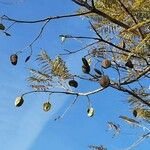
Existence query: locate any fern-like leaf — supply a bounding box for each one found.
[27,50,72,91]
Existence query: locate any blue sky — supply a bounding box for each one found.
[0,0,149,150]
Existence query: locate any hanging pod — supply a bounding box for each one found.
[69,80,78,88]
[125,59,133,68]
[101,59,111,69]
[0,23,5,30]
[15,97,24,107]
[82,57,90,74]
[82,57,89,67]
[10,54,18,65]
[87,107,94,117]
[94,68,102,78]
[99,75,110,88]
[43,102,51,112]
[82,65,90,74]
[133,109,137,117]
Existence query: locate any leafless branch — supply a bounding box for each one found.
[123,132,150,150]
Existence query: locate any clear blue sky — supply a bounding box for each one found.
[0,0,149,150]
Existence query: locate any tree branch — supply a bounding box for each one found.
[121,65,150,85]
[1,11,91,24]
[110,82,150,107]
[72,0,130,29]
[117,0,144,38]
[21,87,105,98]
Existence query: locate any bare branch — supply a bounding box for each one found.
[21,86,105,98]
[1,11,91,24]
[89,21,102,39]
[54,95,79,120]
[124,132,150,150]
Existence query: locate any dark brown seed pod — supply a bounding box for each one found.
[43,102,51,112]
[125,60,133,68]
[10,54,18,65]
[82,65,90,74]
[133,109,137,117]
[69,80,78,88]
[15,97,24,107]
[99,75,110,88]
[82,57,89,67]
[0,23,5,30]
[101,59,111,69]
[25,55,31,63]
[4,32,11,36]
[94,68,102,77]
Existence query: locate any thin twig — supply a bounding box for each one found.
[54,95,79,120]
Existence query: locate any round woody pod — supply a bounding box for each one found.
[43,102,51,112]
[15,97,24,107]
[99,75,110,88]
[69,80,78,88]
[82,65,90,74]
[10,54,18,65]
[87,107,94,117]
[101,59,111,69]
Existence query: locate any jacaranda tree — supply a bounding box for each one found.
[0,0,150,149]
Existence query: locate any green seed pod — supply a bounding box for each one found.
[10,54,18,65]
[0,23,5,30]
[69,80,78,88]
[43,102,51,112]
[82,65,90,74]
[125,60,133,68]
[99,75,110,88]
[15,97,24,107]
[102,59,111,69]
[87,107,94,117]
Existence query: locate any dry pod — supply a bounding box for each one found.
[94,68,102,78]
[0,23,5,30]
[4,32,11,36]
[99,75,110,88]
[25,55,31,63]
[10,54,18,65]
[125,60,133,68]
[15,97,24,107]
[82,65,90,74]
[69,80,78,88]
[87,107,94,117]
[82,57,89,67]
[43,102,51,112]
[102,59,111,69]
[133,109,137,117]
